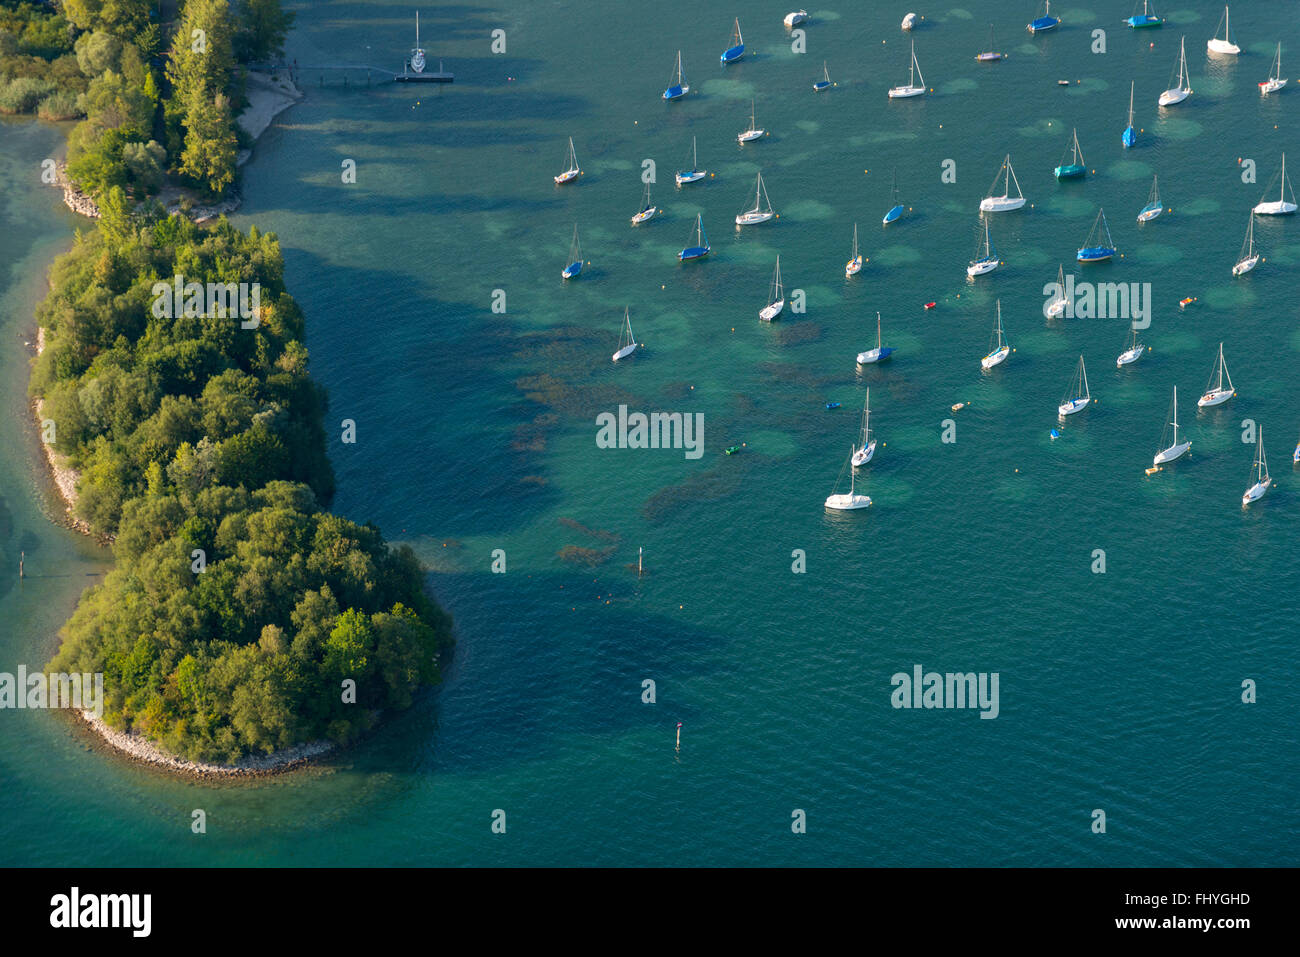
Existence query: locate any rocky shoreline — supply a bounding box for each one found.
[78,711,333,779]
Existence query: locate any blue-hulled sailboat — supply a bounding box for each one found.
[882,168,905,224]
[1125,0,1163,29]
[562,225,583,279]
[721,18,744,64]
[1028,1,1060,34]
[1077,209,1117,262]
[679,214,710,261]
[813,61,833,92]
[664,50,688,100]
[1122,82,1137,148]
[1054,128,1087,179]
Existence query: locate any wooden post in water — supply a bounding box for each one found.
[19,551,24,579]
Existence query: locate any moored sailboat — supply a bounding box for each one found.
[561,225,583,279]
[1242,427,1271,505]
[663,50,689,101]
[1260,43,1287,94]
[1252,153,1297,215]
[1077,209,1117,262]
[1054,128,1087,179]
[721,17,745,64]
[980,154,1025,211]
[825,446,872,510]
[1117,324,1145,366]
[630,183,657,225]
[738,98,766,143]
[813,61,833,92]
[967,218,1000,277]
[1233,212,1260,276]
[1207,5,1239,55]
[1122,81,1137,148]
[845,223,864,276]
[856,312,894,364]
[675,137,707,186]
[1197,342,1235,407]
[678,214,710,261]
[1137,174,1163,222]
[1027,1,1060,34]
[1046,263,1070,318]
[981,300,1010,369]
[977,24,1005,61]
[851,390,877,466]
[1058,355,1092,416]
[1158,37,1192,105]
[882,168,905,224]
[1126,0,1163,29]
[735,171,776,225]
[612,308,638,362]
[1153,386,1191,465]
[554,137,581,184]
[887,40,926,98]
[759,256,785,321]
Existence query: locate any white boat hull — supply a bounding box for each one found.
[784,11,808,29]
[612,343,637,362]
[888,85,925,98]
[1198,388,1233,407]
[980,196,1025,212]
[852,441,876,467]
[1233,254,1259,276]
[738,129,765,143]
[1158,88,1189,106]
[675,171,706,186]
[1242,480,1269,505]
[736,211,775,225]
[1260,78,1287,94]
[1046,298,1069,319]
[1058,397,1090,416]
[1253,200,1297,215]
[759,300,785,322]
[1117,346,1143,366]
[857,349,887,364]
[845,257,863,277]
[630,207,657,225]
[967,258,999,277]
[901,13,916,30]
[1137,206,1163,223]
[825,493,872,510]
[554,169,580,184]
[1154,441,1191,465]
[1208,39,1239,55]
[981,346,1009,370]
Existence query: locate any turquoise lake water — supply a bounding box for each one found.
[2,1,1298,866]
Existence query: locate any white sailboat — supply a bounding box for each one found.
[851,390,877,466]
[981,300,1010,370]
[408,11,426,73]
[1253,154,1297,215]
[735,171,776,225]
[612,308,638,362]
[554,137,581,184]
[1137,174,1163,222]
[1233,212,1260,276]
[1117,324,1145,366]
[1046,263,1070,318]
[630,183,657,225]
[980,154,1025,212]
[1058,355,1092,416]
[1242,427,1271,505]
[675,136,707,186]
[966,218,999,277]
[856,312,894,364]
[737,99,766,143]
[1260,43,1287,94]
[1158,37,1192,105]
[759,256,785,321]
[887,40,926,98]
[825,446,873,510]
[845,223,864,276]
[1153,386,1192,465]
[1197,342,1235,407]
[1207,5,1239,55]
